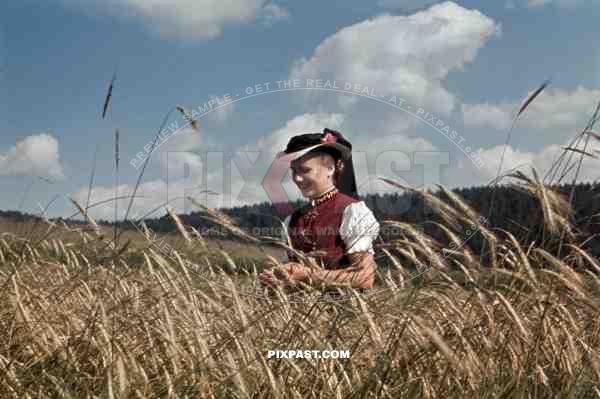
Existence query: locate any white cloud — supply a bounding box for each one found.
[451,139,600,188]
[66,0,287,40]
[371,135,437,153]
[350,117,437,160]
[242,112,345,157]
[71,168,238,221]
[73,180,170,221]
[462,102,514,130]
[476,145,535,179]
[291,1,499,115]
[462,86,600,131]
[351,133,443,192]
[260,2,290,26]
[157,127,204,174]
[0,133,64,180]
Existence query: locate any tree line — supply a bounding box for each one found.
[3,181,599,255]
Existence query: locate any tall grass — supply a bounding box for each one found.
[2,170,600,398]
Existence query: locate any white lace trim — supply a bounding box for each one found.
[279,202,380,262]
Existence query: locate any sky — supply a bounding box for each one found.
[1,0,599,221]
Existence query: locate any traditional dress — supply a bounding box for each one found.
[281,187,380,269]
[274,128,380,272]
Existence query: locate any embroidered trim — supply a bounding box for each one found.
[310,187,339,207]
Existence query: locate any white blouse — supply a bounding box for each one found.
[280,201,380,262]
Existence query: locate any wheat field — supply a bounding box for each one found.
[2,169,600,398]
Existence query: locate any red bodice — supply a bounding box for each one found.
[286,191,360,269]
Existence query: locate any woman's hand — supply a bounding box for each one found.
[258,252,377,290]
[258,262,310,288]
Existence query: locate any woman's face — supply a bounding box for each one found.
[290,153,335,199]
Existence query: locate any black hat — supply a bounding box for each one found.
[279,128,352,161]
[276,128,358,199]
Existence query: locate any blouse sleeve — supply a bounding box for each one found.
[339,201,380,255]
[279,215,292,263]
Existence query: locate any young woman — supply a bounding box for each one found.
[258,128,380,290]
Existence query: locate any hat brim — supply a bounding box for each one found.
[276,142,351,162]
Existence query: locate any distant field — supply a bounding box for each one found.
[0,217,285,266]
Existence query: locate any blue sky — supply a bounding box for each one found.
[1,0,599,220]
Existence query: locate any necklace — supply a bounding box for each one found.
[310,187,339,207]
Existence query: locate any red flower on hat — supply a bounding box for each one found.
[321,132,337,143]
